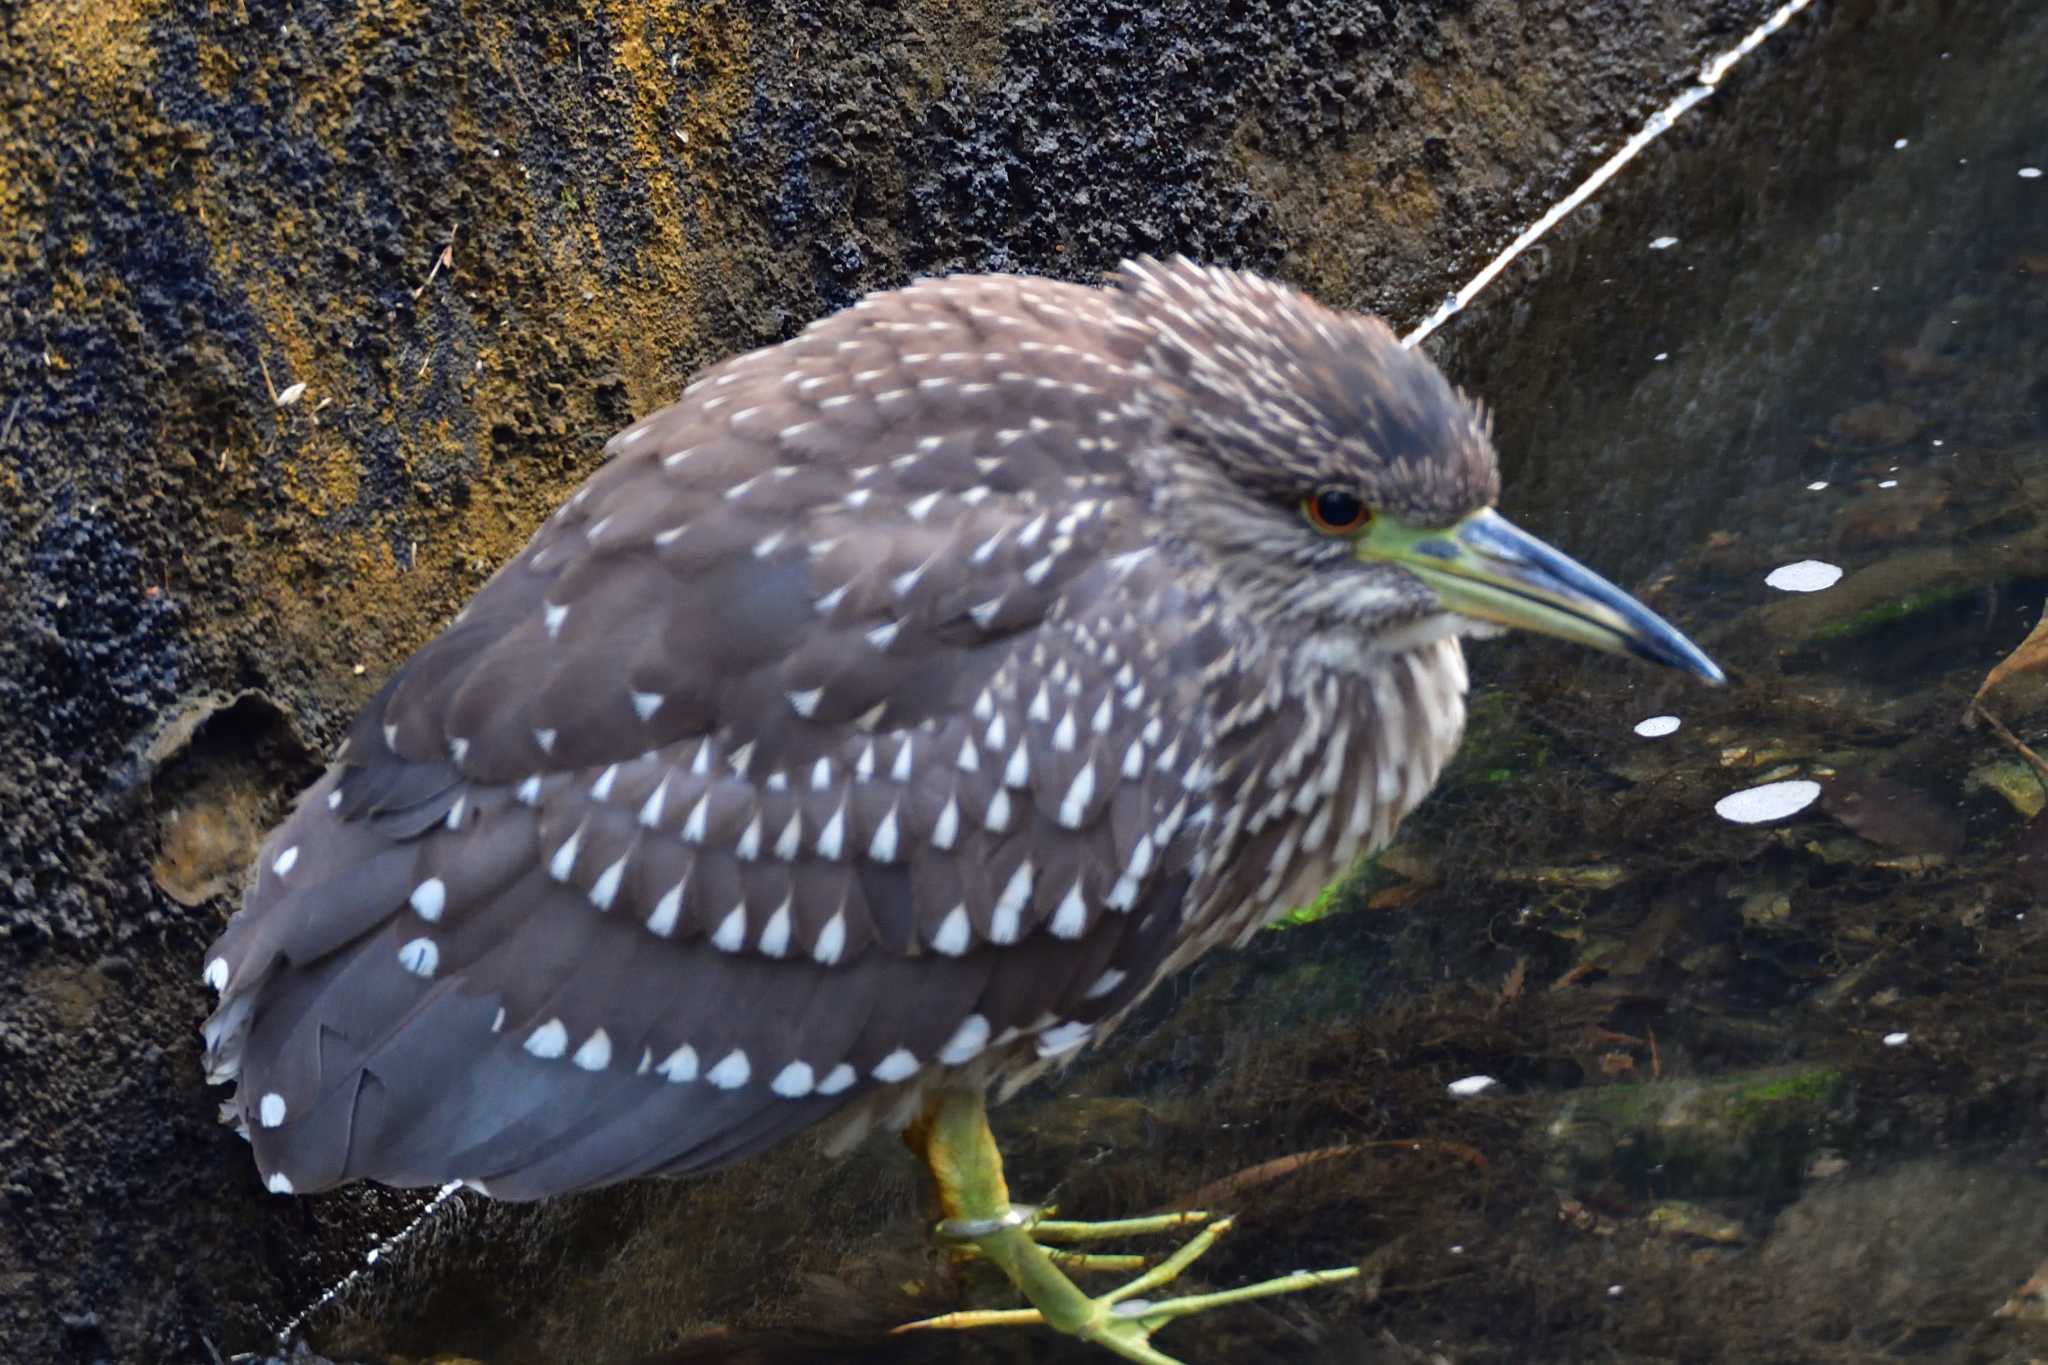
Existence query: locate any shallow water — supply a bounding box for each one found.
[285,2,2048,1360]
[1036,3,2048,1356]
[1326,0,2048,1355]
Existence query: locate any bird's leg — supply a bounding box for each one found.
[896,1086,1360,1364]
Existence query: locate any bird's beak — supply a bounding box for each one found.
[1355,508,1726,684]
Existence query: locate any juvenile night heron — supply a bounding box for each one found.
[201,258,1720,1362]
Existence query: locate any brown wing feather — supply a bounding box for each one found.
[202,275,1229,1200]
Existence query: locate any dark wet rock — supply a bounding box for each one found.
[1819,771,1968,860]
[1880,345,1961,383]
[1760,1164,2048,1349]
[1827,400,1925,448]
[2009,812,2048,896]
[1834,478,1951,549]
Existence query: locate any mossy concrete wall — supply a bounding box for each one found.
[0,1,1778,1359]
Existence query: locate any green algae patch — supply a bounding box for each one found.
[1809,582,1976,641]
[1543,1065,1848,1199]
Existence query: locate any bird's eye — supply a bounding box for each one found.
[1302,487,1372,535]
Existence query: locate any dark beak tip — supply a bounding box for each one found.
[1678,642,1729,687]
[1676,654,1728,687]
[1635,638,1726,686]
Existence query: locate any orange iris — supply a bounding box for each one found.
[1302,488,1372,535]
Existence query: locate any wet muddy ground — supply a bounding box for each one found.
[7,0,2047,1361]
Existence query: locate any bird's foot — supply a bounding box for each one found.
[899,1087,1357,1364]
[896,1202,1357,1364]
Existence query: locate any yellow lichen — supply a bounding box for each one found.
[14,0,167,99]
[196,41,239,100]
[581,0,753,405]
[12,0,781,715]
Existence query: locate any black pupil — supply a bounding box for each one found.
[1314,489,1364,528]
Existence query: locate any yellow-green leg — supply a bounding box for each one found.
[896,1087,1359,1364]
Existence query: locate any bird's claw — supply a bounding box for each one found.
[899,1201,1358,1365]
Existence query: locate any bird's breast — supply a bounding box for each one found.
[1178,634,1470,959]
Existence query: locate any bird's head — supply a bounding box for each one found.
[1117,258,1723,684]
